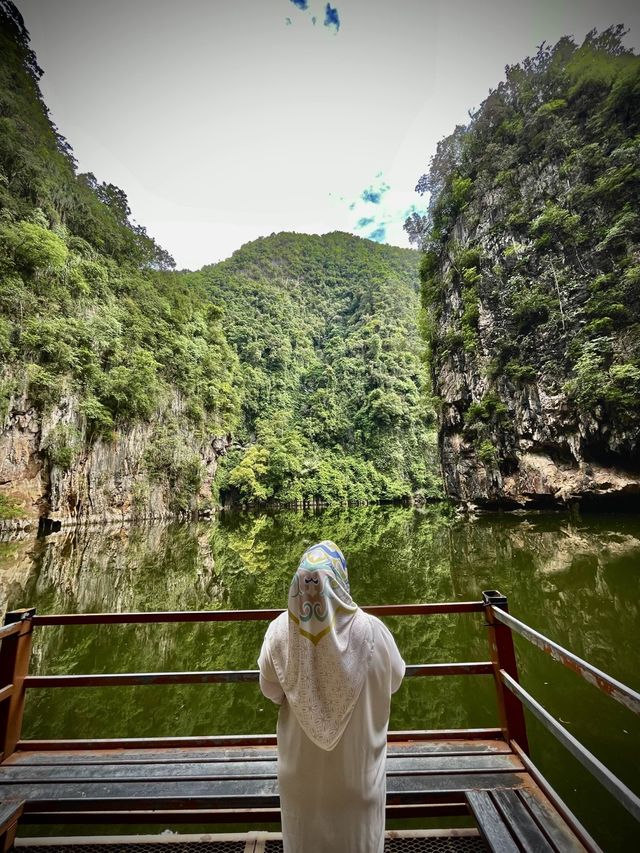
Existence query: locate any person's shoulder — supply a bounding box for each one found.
[265,610,288,640]
[362,612,395,641]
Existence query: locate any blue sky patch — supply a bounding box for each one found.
[356,217,375,228]
[369,226,387,242]
[290,0,309,10]
[361,182,389,204]
[324,4,340,32]
[361,188,382,204]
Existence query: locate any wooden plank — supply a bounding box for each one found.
[518,789,591,853]
[466,790,519,853]
[15,735,279,751]
[5,771,525,813]
[4,748,280,766]
[31,601,484,625]
[491,789,555,852]
[0,801,24,836]
[5,738,511,765]
[0,753,523,784]
[511,741,600,853]
[14,729,504,752]
[388,771,525,799]
[0,760,279,783]
[17,779,281,812]
[20,803,471,825]
[388,728,503,742]
[389,740,511,755]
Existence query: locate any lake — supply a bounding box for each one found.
[1,505,639,849]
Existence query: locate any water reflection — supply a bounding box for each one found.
[1,506,639,848]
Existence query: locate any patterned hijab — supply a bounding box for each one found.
[268,540,374,750]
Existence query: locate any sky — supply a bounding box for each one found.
[16,0,640,270]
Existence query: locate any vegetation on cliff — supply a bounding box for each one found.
[0,2,241,448]
[407,27,640,501]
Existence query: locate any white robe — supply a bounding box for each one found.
[259,612,405,853]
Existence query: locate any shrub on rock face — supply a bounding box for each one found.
[0,494,25,519]
[565,341,640,426]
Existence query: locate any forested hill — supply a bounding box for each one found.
[408,28,640,509]
[186,233,440,506]
[0,1,438,525]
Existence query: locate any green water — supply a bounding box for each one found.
[1,506,639,849]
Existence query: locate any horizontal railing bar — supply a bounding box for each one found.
[0,621,24,640]
[23,662,494,688]
[25,671,257,687]
[15,729,503,752]
[0,683,15,703]
[30,601,484,626]
[406,663,493,677]
[500,670,640,822]
[492,606,640,716]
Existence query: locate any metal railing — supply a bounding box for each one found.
[0,598,516,756]
[482,590,640,825]
[1,590,638,829]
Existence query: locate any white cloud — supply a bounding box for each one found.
[18,0,640,268]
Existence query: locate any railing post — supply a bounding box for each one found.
[0,608,36,761]
[0,801,23,852]
[482,590,529,754]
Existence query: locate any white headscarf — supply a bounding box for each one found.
[268,540,374,750]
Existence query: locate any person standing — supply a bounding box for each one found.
[258,540,405,853]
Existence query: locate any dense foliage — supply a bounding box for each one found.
[187,233,440,505]
[0,1,241,451]
[408,27,640,464]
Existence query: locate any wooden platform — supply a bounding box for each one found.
[0,737,595,852]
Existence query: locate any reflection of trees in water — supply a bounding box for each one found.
[0,534,44,615]
[4,509,639,744]
[444,515,640,686]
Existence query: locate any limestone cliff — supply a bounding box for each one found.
[410,31,640,509]
[0,385,230,530]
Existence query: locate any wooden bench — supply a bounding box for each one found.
[0,737,594,851]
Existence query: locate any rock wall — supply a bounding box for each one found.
[415,37,640,511]
[0,388,230,530]
[437,337,640,509]
[430,174,640,510]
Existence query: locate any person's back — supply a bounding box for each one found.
[258,542,405,853]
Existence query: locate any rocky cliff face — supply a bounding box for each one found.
[413,34,640,509]
[0,386,230,531]
[433,214,640,509]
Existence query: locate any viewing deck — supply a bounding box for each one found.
[0,592,638,851]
